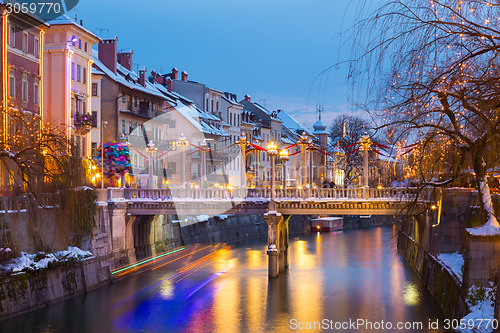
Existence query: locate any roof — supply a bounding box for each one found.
[276,109,313,136]
[92,49,166,100]
[48,14,100,41]
[92,68,105,76]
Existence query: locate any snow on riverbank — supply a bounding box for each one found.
[457,285,496,333]
[435,252,464,283]
[1,247,92,274]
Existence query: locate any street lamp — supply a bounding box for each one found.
[146,140,157,188]
[200,139,208,188]
[266,141,278,201]
[100,120,108,189]
[238,133,248,188]
[176,134,188,187]
[279,148,289,191]
[298,132,309,190]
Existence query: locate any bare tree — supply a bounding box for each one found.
[0,111,87,195]
[349,0,500,230]
[330,114,378,185]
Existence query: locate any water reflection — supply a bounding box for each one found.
[0,226,445,332]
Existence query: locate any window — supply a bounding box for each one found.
[83,67,87,84]
[122,120,125,134]
[91,142,97,157]
[216,101,219,111]
[230,113,232,126]
[129,121,132,133]
[92,83,98,96]
[9,25,15,47]
[34,79,39,105]
[206,99,209,111]
[22,32,28,53]
[211,100,214,112]
[237,115,240,126]
[122,95,126,103]
[91,111,97,127]
[71,62,75,80]
[77,65,81,82]
[84,42,88,52]
[78,39,82,49]
[83,101,86,113]
[134,97,137,107]
[34,37,39,58]
[9,70,15,97]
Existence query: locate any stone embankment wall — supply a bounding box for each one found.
[180,214,310,245]
[343,215,396,229]
[0,255,112,319]
[398,230,467,319]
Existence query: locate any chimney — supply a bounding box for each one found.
[166,78,173,93]
[80,20,83,26]
[154,72,163,84]
[181,71,188,82]
[138,66,147,87]
[171,67,178,80]
[98,37,118,74]
[117,49,133,71]
[244,94,251,102]
[224,92,229,99]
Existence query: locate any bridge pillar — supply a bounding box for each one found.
[264,207,289,278]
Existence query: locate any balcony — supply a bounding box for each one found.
[74,113,95,135]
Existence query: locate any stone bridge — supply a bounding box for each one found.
[97,187,430,277]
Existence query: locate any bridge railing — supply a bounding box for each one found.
[120,187,424,201]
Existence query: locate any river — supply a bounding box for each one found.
[0,226,447,332]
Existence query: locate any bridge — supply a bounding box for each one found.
[97,186,432,278]
[108,187,425,216]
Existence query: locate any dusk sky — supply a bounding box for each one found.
[69,0,365,131]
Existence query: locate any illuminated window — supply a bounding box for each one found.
[92,83,98,96]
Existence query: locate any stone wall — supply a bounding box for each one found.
[180,214,310,245]
[343,215,396,229]
[463,234,500,289]
[398,230,467,319]
[0,255,113,320]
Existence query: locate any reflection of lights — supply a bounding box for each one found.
[431,205,437,210]
[184,266,233,301]
[403,282,421,305]
[112,247,186,276]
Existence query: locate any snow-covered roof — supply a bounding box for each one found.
[92,50,166,100]
[277,109,313,136]
[48,14,100,41]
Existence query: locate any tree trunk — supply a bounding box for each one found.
[471,143,500,234]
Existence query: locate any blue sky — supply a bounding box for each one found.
[69,0,360,131]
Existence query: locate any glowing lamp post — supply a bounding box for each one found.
[200,140,208,187]
[279,149,289,191]
[177,134,188,187]
[299,132,309,192]
[146,140,157,188]
[238,133,248,188]
[266,141,278,201]
[360,135,372,199]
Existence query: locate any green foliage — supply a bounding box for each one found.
[59,189,97,246]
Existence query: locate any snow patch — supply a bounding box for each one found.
[197,215,210,222]
[217,215,229,220]
[2,246,92,273]
[436,252,464,282]
[457,285,496,333]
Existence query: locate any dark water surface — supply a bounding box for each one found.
[1,226,447,332]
